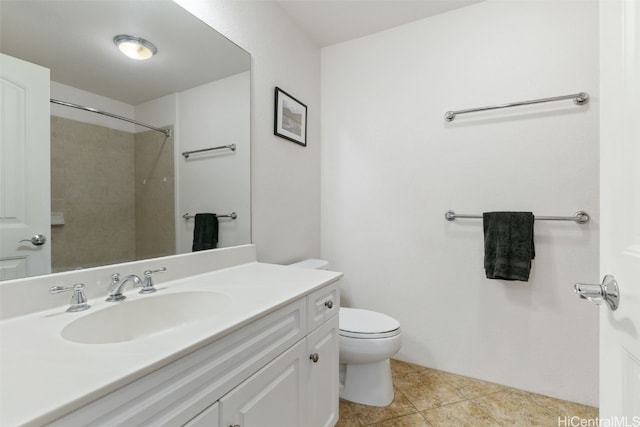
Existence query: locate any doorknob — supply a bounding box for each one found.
[19,234,47,246]
[574,274,620,311]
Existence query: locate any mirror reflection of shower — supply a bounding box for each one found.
[50,95,175,272]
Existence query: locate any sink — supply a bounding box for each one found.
[61,291,231,344]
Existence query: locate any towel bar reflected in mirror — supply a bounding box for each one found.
[182,212,237,220]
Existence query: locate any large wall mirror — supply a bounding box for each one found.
[0,0,251,280]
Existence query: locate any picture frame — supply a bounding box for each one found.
[274,87,307,146]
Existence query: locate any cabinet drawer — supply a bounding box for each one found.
[307,282,339,331]
[50,299,306,427]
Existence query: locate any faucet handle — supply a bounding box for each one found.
[140,267,166,294]
[50,283,91,312]
[144,267,167,277]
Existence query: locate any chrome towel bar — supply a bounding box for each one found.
[182,144,236,158]
[444,210,589,224]
[182,212,237,220]
[444,92,589,122]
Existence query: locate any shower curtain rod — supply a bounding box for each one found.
[50,99,171,137]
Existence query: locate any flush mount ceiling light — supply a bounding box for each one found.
[113,34,157,60]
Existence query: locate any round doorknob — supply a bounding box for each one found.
[310,353,320,363]
[19,234,47,246]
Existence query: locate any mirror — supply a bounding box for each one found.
[0,0,251,279]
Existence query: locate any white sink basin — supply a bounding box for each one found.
[61,291,231,344]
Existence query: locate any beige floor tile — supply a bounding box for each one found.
[473,389,558,427]
[526,391,599,421]
[347,388,419,425]
[438,371,509,399]
[339,360,599,427]
[336,399,361,427]
[391,359,440,379]
[366,412,432,427]
[393,368,467,411]
[421,400,501,427]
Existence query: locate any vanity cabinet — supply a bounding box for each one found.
[198,283,340,427]
[216,315,339,427]
[49,282,340,427]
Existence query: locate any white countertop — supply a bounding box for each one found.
[0,261,342,427]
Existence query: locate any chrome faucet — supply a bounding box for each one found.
[106,273,143,302]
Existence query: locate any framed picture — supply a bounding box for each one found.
[274,87,307,146]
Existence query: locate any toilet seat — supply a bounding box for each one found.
[339,307,400,339]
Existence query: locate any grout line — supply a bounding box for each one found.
[359,410,430,427]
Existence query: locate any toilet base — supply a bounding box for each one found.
[339,359,394,407]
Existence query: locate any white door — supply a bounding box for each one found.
[599,0,640,419]
[0,53,51,280]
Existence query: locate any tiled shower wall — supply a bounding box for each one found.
[50,116,174,272]
[134,127,175,260]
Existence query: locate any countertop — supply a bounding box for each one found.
[0,261,342,426]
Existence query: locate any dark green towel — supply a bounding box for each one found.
[192,213,218,252]
[483,212,535,281]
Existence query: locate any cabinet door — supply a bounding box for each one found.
[306,315,339,427]
[219,340,306,427]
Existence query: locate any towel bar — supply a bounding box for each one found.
[444,92,589,122]
[183,212,237,220]
[182,144,236,158]
[444,210,589,224]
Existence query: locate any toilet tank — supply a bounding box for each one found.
[288,258,329,270]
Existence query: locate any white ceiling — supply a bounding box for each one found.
[0,0,481,105]
[276,0,484,47]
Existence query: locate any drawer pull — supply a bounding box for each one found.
[310,353,320,363]
[324,300,334,309]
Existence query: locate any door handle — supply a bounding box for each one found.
[574,274,620,311]
[19,234,47,246]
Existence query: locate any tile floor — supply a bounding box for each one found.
[336,359,598,427]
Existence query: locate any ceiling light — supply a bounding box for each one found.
[113,35,157,60]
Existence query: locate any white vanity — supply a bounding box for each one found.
[0,245,342,426]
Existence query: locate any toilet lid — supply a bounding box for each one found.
[339,307,401,339]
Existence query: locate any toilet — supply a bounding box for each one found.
[289,259,402,407]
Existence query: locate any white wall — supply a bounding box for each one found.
[175,0,322,264]
[176,72,251,252]
[51,81,135,132]
[321,0,599,406]
[135,93,177,133]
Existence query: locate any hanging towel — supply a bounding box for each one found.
[483,212,535,281]
[192,213,218,252]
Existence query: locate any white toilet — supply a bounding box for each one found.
[289,259,402,407]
